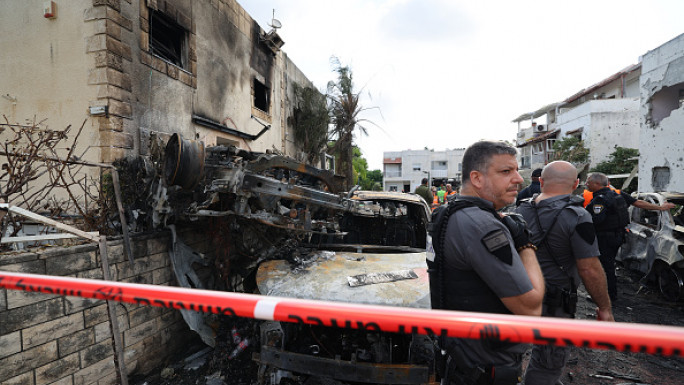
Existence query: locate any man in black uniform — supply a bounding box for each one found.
[516,168,542,206]
[517,162,614,385]
[585,172,675,301]
[427,141,544,385]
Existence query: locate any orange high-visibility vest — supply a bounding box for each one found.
[431,194,440,211]
[583,186,621,207]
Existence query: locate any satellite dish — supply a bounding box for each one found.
[269,18,282,29]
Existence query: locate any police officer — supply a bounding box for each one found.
[428,141,544,385]
[516,168,542,206]
[516,162,614,385]
[585,172,675,302]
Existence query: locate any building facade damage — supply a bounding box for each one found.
[0,1,434,383]
[638,33,684,193]
[513,64,641,178]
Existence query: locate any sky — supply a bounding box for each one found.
[240,0,684,170]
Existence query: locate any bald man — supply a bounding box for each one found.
[516,161,614,385]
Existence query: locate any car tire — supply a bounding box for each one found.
[658,267,684,302]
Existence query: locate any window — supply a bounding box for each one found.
[150,11,187,68]
[412,163,421,171]
[532,143,543,154]
[634,206,660,229]
[546,139,556,152]
[253,78,270,112]
[389,185,398,192]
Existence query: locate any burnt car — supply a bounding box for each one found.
[157,135,435,384]
[617,192,684,301]
[254,191,435,385]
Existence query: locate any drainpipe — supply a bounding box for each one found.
[192,115,271,141]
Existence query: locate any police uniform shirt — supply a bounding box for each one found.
[586,187,636,230]
[442,196,533,364]
[516,194,600,289]
[443,196,534,298]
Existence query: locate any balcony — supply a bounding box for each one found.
[384,171,402,178]
[431,170,447,178]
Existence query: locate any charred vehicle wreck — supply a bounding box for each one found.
[154,134,435,384]
[617,192,684,302]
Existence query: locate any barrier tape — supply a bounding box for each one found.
[1,271,683,357]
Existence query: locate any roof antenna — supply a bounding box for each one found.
[268,9,282,31]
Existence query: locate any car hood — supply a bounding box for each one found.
[256,251,430,309]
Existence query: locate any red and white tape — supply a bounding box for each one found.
[0,271,682,357]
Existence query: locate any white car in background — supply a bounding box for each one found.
[617,192,684,301]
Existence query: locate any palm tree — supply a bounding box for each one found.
[326,57,377,190]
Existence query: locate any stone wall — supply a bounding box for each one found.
[0,229,207,385]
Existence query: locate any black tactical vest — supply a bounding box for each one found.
[427,199,511,315]
[593,189,630,232]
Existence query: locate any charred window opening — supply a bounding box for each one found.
[649,84,684,125]
[253,78,270,112]
[150,10,187,69]
[652,167,671,191]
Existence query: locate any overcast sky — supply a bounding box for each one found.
[241,0,684,170]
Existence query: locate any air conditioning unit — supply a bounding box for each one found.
[536,124,546,132]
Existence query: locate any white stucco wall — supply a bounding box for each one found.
[382,149,464,192]
[0,0,100,163]
[556,98,640,167]
[638,33,684,192]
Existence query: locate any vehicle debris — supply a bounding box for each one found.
[153,134,434,384]
[617,192,684,301]
[347,269,419,287]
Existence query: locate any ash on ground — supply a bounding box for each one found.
[557,265,684,385]
[135,264,684,385]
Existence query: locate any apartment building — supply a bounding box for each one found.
[514,64,641,177]
[383,148,465,193]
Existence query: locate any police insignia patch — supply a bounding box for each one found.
[575,222,596,245]
[593,204,604,214]
[481,229,513,265]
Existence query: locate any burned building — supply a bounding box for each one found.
[638,33,684,193]
[0,0,311,179]
[0,1,345,384]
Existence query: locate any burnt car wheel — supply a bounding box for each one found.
[658,267,684,302]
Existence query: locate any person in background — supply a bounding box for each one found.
[437,184,447,205]
[431,186,440,211]
[585,172,675,302]
[516,168,542,206]
[582,184,619,207]
[445,183,457,203]
[414,177,433,204]
[516,161,614,385]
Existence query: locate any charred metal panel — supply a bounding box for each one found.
[256,251,430,308]
[255,346,430,384]
[246,155,346,193]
